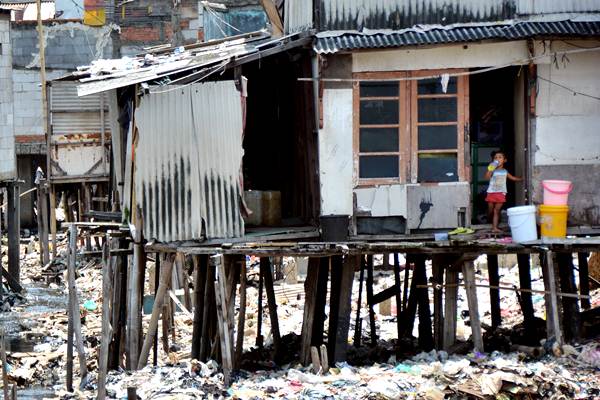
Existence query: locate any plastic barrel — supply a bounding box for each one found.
[507,205,537,243]
[542,180,572,206]
[539,204,569,240]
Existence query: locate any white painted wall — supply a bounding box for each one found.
[0,16,15,181]
[353,41,529,72]
[533,40,600,166]
[319,88,353,215]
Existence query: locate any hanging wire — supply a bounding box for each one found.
[537,75,600,101]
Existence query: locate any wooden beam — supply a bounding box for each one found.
[7,182,20,285]
[327,256,343,362]
[213,255,234,385]
[415,255,433,351]
[393,253,403,344]
[371,285,400,305]
[462,259,483,353]
[487,254,501,330]
[365,255,377,346]
[353,256,365,347]
[235,261,247,368]
[258,0,283,36]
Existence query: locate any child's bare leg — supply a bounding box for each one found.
[492,203,503,232]
[487,202,494,224]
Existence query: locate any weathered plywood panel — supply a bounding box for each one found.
[406,182,470,230]
[319,88,354,216]
[355,185,407,217]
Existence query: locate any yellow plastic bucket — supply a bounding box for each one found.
[539,205,569,239]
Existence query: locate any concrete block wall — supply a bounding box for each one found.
[0,14,16,181]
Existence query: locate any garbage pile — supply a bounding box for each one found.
[69,344,600,399]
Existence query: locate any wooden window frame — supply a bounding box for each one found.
[353,69,469,187]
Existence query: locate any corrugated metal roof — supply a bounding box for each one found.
[50,81,110,135]
[134,81,244,242]
[314,20,600,53]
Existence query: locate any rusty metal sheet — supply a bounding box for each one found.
[134,80,244,242]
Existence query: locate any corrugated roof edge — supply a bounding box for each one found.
[314,18,600,54]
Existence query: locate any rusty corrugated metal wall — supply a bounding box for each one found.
[285,0,313,33]
[134,81,244,242]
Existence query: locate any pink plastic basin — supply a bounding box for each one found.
[542,180,573,206]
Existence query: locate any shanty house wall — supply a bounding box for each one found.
[531,40,600,225]
[319,41,531,230]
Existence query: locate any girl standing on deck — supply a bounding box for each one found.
[485,151,522,233]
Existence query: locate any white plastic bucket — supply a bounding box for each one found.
[542,180,573,206]
[507,205,537,243]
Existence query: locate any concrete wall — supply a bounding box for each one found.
[0,13,16,181]
[532,40,600,225]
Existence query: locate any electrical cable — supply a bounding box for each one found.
[537,75,600,101]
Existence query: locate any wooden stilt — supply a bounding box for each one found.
[260,257,281,360]
[443,265,458,350]
[319,344,329,373]
[487,254,501,330]
[1,329,10,400]
[415,255,433,350]
[49,186,57,259]
[353,256,365,347]
[301,258,322,365]
[36,179,50,266]
[256,263,264,348]
[327,256,343,362]
[200,262,215,361]
[557,253,580,342]
[67,225,88,388]
[330,255,357,363]
[178,256,192,311]
[541,251,563,345]
[213,255,233,385]
[402,260,410,311]
[432,255,444,350]
[578,253,591,310]
[517,254,536,344]
[127,242,144,370]
[192,255,207,360]
[393,253,403,342]
[310,346,320,373]
[137,255,175,369]
[462,259,483,353]
[97,241,113,400]
[400,256,418,338]
[312,257,329,347]
[67,293,74,392]
[365,255,377,346]
[7,182,20,285]
[108,249,126,370]
[152,254,160,366]
[235,260,247,368]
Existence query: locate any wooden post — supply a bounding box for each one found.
[393,253,403,341]
[235,260,247,368]
[213,255,233,385]
[353,256,365,347]
[109,247,127,370]
[557,253,580,342]
[578,253,591,310]
[415,255,433,351]
[7,182,20,285]
[127,239,145,369]
[400,255,418,338]
[330,255,357,362]
[517,254,536,344]
[432,255,444,350]
[1,329,9,400]
[256,263,264,348]
[487,254,501,329]
[67,225,88,388]
[127,387,137,399]
[137,255,175,369]
[541,251,563,345]
[97,241,113,400]
[443,265,458,350]
[462,259,483,353]
[200,262,215,361]
[327,256,343,362]
[152,254,160,366]
[36,179,50,266]
[301,258,321,364]
[49,186,57,259]
[260,257,281,360]
[365,255,377,346]
[191,255,207,360]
